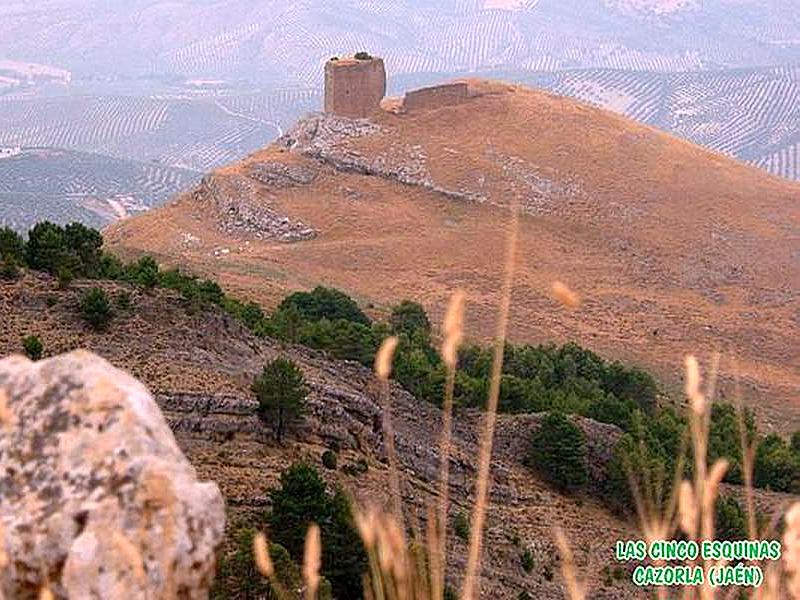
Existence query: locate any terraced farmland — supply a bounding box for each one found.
[525,65,800,181]
[0,148,199,232]
[0,89,321,173]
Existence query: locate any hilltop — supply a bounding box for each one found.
[106,80,800,431]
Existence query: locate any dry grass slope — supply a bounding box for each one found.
[106,80,800,433]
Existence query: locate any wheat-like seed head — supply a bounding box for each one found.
[375,337,399,381]
[253,532,274,578]
[551,281,580,309]
[684,354,705,415]
[441,290,465,368]
[677,480,698,538]
[303,524,321,599]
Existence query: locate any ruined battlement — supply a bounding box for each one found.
[402,82,470,112]
[324,55,386,119]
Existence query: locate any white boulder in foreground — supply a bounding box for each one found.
[0,350,225,598]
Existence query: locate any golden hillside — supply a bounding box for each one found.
[106,80,800,430]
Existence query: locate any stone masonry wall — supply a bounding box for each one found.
[402,82,469,112]
[324,57,386,118]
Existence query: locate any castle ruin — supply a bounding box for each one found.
[324,55,386,118]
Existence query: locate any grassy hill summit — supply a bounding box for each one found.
[105,78,800,433]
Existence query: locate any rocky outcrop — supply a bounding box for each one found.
[0,351,225,599]
[278,113,486,203]
[193,174,317,241]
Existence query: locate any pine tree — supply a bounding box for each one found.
[252,358,308,442]
[528,412,588,490]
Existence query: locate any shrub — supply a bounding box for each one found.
[354,51,372,60]
[63,222,103,276]
[341,458,369,476]
[26,221,66,274]
[278,286,370,326]
[792,431,800,455]
[0,227,26,264]
[754,434,800,493]
[322,449,338,470]
[0,254,20,280]
[520,549,535,573]
[80,287,112,331]
[708,403,756,484]
[390,300,431,337]
[45,295,58,308]
[116,291,132,310]
[252,357,308,443]
[528,412,588,490]
[22,335,43,360]
[715,495,748,541]
[130,256,159,289]
[56,266,73,289]
[453,511,469,541]
[211,528,301,599]
[268,463,366,599]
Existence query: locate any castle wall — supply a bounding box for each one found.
[402,82,470,112]
[324,58,386,118]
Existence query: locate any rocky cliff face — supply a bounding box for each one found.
[0,274,644,598]
[0,351,225,599]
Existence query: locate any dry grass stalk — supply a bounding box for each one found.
[375,336,399,381]
[303,523,321,600]
[374,336,404,523]
[461,199,520,600]
[554,527,585,600]
[441,290,465,369]
[435,290,466,600]
[253,532,274,578]
[551,281,580,309]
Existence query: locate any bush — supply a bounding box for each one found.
[211,529,305,600]
[453,511,470,541]
[0,254,20,280]
[116,291,132,310]
[268,463,366,600]
[130,255,159,289]
[341,458,369,476]
[354,51,372,60]
[715,495,748,541]
[322,450,338,470]
[520,549,534,573]
[709,403,756,484]
[792,431,800,455]
[26,221,66,274]
[754,434,800,493]
[80,287,112,331]
[252,357,308,443]
[0,227,26,265]
[390,300,431,337]
[278,286,370,326]
[528,412,588,490]
[22,335,43,360]
[56,266,73,289]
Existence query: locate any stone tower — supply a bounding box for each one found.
[324,55,386,118]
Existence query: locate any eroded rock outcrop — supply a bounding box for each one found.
[0,351,225,599]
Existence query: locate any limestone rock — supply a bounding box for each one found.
[0,351,225,599]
